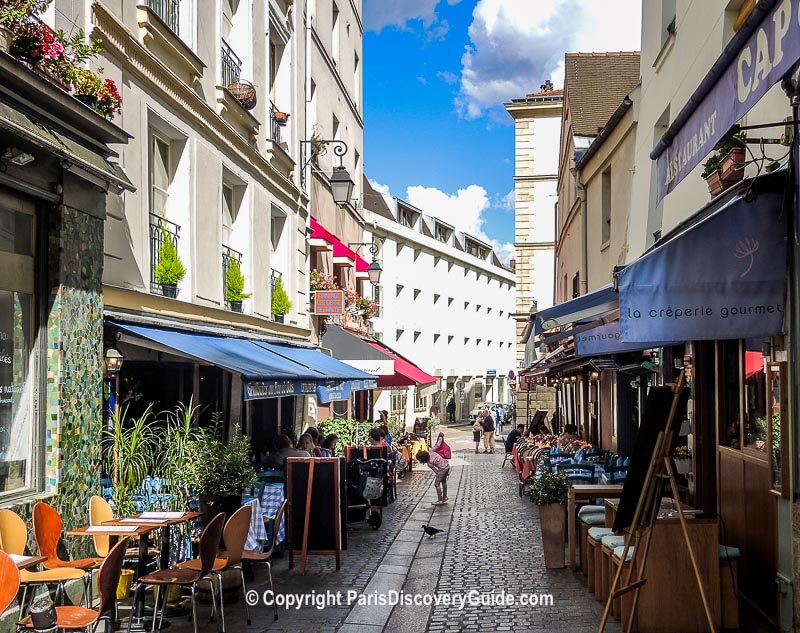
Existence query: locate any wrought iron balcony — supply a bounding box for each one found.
[149,214,181,295]
[222,244,243,307]
[270,268,281,319]
[221,39,242,87]
[270,101,283,144]
[147,0,180,33]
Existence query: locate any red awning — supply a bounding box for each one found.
[310,218,357,261]
[355,254,370,277]
[365,340,437,387]
[745,351,764,379]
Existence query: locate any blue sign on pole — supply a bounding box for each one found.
[618,192,787,343]
[655,0,800,201]
[315,381,353,403]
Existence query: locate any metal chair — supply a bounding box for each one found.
[557,462,596,484]
[241,500,287,621]
[131,513,225,633]
[18,538,129,633]
[176,505,252,633]
[0,509,86,612]
[606,464,628,483]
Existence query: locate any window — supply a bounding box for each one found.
[433,294,440,304]
[390,391,407,415]
[149,135,171,217]
[433,333,440,343]
[0,199,37,497]
[413,289,421,300]
[661,0,676,46]
[464,301,469,309]
[396,328,404,339]
[331,1,340,65]
[476,304,481,312]
[743,338,767,450]
[447,335,453,344]
[395,284,403,296]
[353,51,360,106]
[414,390,427,412]
[464,337,470,345]
[435,224,450,243]
[572,272,580,299]
[270,205,286,251]
[332,114,340,142]
[601,168,611,246]
[476,339,482,345]
[447,297,453,306]
[474,382,484,402]
[399,208,415,228]
[222,184,235,245]
[413,331,421,342]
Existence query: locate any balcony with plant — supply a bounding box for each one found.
[152,226,186,299]
[0,0,122,119]
[224,254,251,312]
[271,276,292,323]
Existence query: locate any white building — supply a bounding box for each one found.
[363,185,517,423]
[504,84,562,370]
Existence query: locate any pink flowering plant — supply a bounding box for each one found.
[310,269,339,291]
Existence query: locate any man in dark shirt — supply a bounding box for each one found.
[505,424,526,454]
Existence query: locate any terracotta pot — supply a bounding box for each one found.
[720,146,746,185]
[705,170,725,196]
[538,502,566,569]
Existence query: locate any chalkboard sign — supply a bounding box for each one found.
[286,457,344,573]
[527,409,546,436]
[612,386,689,533]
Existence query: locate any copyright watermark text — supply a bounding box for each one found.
[245,589,554,610]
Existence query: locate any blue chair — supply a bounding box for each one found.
[258,468,285,484]
[584,448,610,465]
[606,464,628,483]
[558,462,595,484]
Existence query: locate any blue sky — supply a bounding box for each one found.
[362,0,642,260]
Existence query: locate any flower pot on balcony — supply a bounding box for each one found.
[705,170,725,197]
[227,80,257,110]
[273,314,285,323]
[273,111,289,126]
[229,300,243,313]
[720,146,746,185]
[74,93,99,109]
[161,283,178,299]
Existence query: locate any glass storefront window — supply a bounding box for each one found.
[719,340,741,448]
[767,363,785,493]
[0,198,36,497]
[743,338,767,452]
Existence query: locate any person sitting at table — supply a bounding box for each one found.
[305,427,325,457]
[321,434,338,456]
[505,424,526,454]
[368,428,387,447]
[559,424,579,442]
[266,434,310,468]
[380,424,393,446]
[296,433,316,454]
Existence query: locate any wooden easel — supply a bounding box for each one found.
[598,371,717,633]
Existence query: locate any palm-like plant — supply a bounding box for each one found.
[160,399,202,511]
[105,403,158,517]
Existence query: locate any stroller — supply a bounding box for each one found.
[346,457,389,529]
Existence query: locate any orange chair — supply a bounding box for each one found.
[0,550,20,614]
[32,503,103,606]
[18,538,129,633]
[0,509,86,611]
[241,500,286,621]
[176,505,252,632]
[130,513,225,633]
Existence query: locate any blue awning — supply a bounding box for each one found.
[618,175,788,344]
[111,322,375,400]
[574,320,661,357]
[534,284,619,335]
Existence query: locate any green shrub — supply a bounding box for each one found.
[226,259,251,302]
[154,229,186,285]
[529,467,570,505]
[271,277,292,315]
[318,418,369,454]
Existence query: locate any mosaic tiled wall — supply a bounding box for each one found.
[44,205,104,536]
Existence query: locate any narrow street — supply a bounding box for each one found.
[165,426,620,633]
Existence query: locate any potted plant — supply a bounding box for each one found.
[225,259,251,312]
[529,466,570,568]
[183,414,257,527]
[154,229,186,298]
[673,445,692,475]
[357,296,378,320]
[271,276,292,323]
[702,137,746,196]
[272,110,289,126]
[71,67,122,118]
[104,403,158,518]
[310,269,339,291]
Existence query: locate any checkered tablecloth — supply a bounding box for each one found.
[243,483,285,551]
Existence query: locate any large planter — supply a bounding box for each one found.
[73,93,98,109]
[160,283,178,299]
[720,146,746,185]
[705,170,725,197]
[538,502,566,569]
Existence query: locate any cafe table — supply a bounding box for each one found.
[9,554,46,570]
[567,484,624,571]
[69,511,202,631]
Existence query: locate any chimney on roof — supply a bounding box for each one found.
[510,258,516,271]
[540,79,554,92]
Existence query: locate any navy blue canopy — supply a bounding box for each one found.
[534,284,618,335]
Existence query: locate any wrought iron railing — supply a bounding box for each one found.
[221,39,242,87]
[270,268,281,316]
[147,0,180,33]
[222,244,243,306]
[149,214,181,293]
[269,101,282,144]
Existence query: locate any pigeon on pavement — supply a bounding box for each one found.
[422,525,444,537]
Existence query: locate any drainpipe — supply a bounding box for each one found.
[577,171,589,296]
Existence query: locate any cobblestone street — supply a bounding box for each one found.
[158,426,619,633]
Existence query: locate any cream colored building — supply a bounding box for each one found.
[504,85,562,371]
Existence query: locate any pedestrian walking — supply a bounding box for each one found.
[481,409,496,453]
[446,396,456,424]
[416,449,450,505]
[494,404,504,436]
[472,414,483,454]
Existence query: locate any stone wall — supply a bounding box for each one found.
[515,386,556,428]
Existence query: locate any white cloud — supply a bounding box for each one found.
[417,75,428,85]
[368,178,392,196]
[456,0,641,119]
[499,189,515,212]
[437,70,458,85]
[405,184,515,263]
[364,0,462,34]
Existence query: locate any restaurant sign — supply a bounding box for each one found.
[575,320,659,357]
[312,290,344,315]
[243,380,318,400]
[655,0,798,201]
